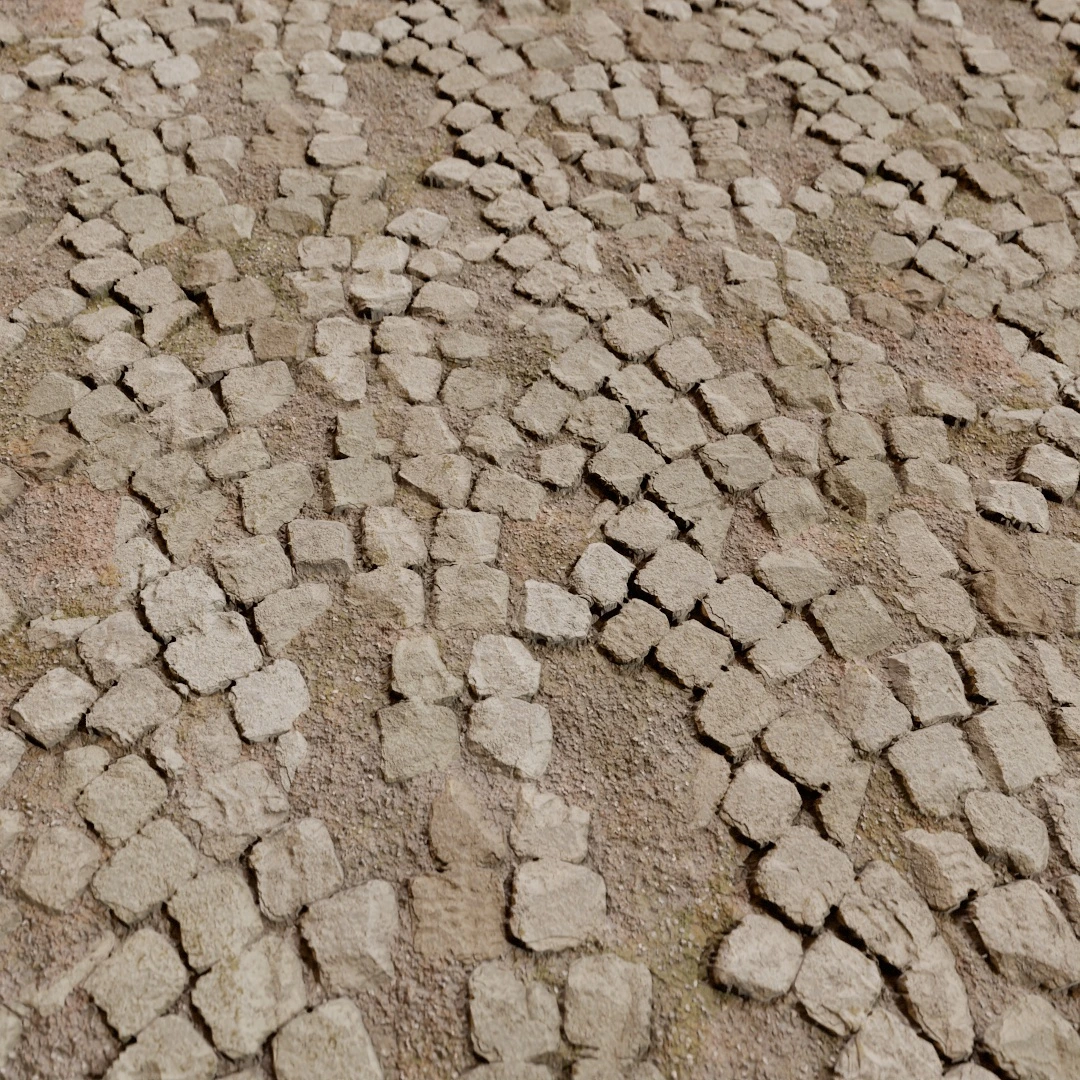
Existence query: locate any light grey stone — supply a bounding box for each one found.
[191,935,306,1059]
[379,700,460,782]
[887,642,970,725]
[973,880,1080,990]
[754,826,855,930]
[509,859,606,952]
[91,818,197,925]
[838,860,936,971]
[794,932,882,1036]
[167,867,263,973]
[19,826,101,912]
[469,960,560,1064]
[84,926,188,1040]
[77,754,167,848]
[711,913,803,1001]
[903,828,995,911]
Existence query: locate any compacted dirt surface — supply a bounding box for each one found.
[3,0,1080,1077]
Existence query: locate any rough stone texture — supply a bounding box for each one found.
[888,643,970,726]
[77,755,168,848]
[812,586,898,661]
[754,826,855,930]
[903,828,996,910]
[191,935,307,1059]
[838,860,936,971]
[273,999,383,1080]
[889,724,986,817]
[84,927,188,1040]
[899,936,974,1062]
[379,700,460,782]
[964,790,1049,877]
[972,880,1080,990]
[965,703,1061,794]
[166,865,262,972]
[711,913,804,1001]
[10,667,99,748]
[509,859,606,951]
[834,1007,943,1080]
[721,760,801,846]
[982,992,1080,1080]
[229,660,310,742]
[468,960,560,1064]
[411,867,508,961]
[91,819,197,925]
[563,954,652,1061]
[19,826,101,912]
[793,932,882,1036]
[467,696,553,779]
[103,1016,216,1080]
[250,817,344,920]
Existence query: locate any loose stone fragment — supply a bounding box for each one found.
[599,600,669,663]
[466,636,540,701]
[302,881,398,992]
[183,760,289,861]
[755,477,827,538]
[433,563,509,631]
[635,542,715,622]
[793,932,882,1036]
[703,573,783,647]
[1044,781,1080,871]
[712,912,803,1001]
[510,859,606,951]
[754,826,855,930]
[249,817,344,920]
[761,709,853,791]
[964,790,1049,877]
[213,536,294,604]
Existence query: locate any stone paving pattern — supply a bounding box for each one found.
[1,0,1080,1076]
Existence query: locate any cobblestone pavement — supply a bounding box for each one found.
[3,0,1080,1076]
